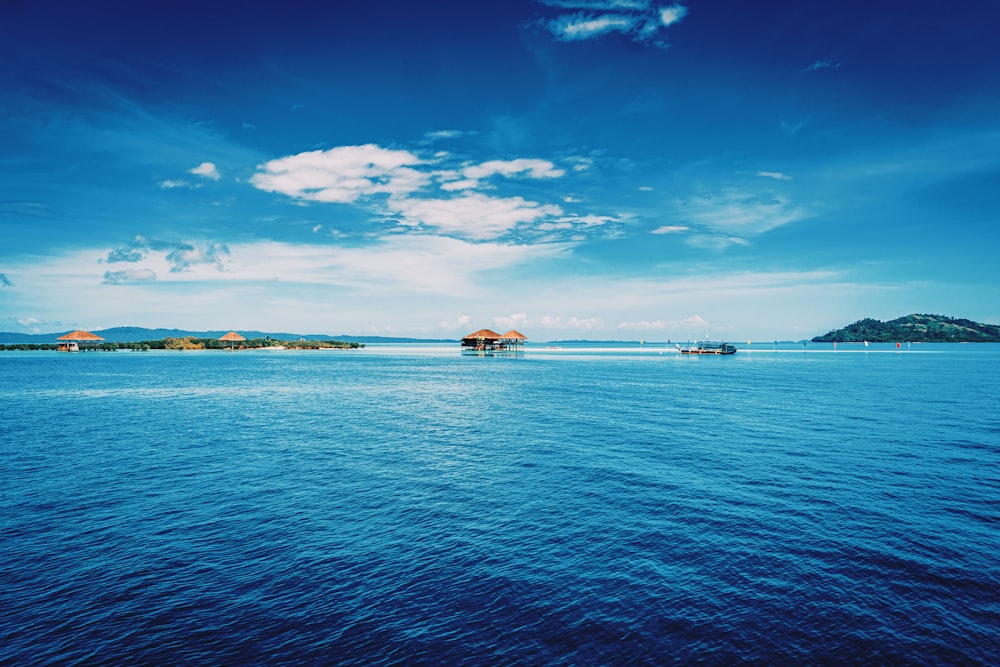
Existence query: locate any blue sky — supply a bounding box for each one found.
[2,1,998,340]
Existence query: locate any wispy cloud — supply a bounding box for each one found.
[439,158,564,192]
[102,269,157,285]
[226,236,572,294]
[494,312,529,330]
[548,13,637,40]
[651,225,689,234]
[757,171,791,181]
[97,236,573,296]
[540,0,688,45]
[677,189,809,239]
[537,314,606,330]
[103,236,230,273]
[615,314,706,331]
[423,130,472,142]
[462,158,564,181]
[807,58,841,71]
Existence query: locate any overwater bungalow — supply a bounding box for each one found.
[57,330,105,352]
[461,328,502,351]
[498,329,527,351]
[219,331,246,350]
[461,328,528,352]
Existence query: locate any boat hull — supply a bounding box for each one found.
[676,341,737,355]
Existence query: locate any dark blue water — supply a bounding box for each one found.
[2,345,999,665]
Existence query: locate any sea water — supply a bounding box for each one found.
[1,344,998,665]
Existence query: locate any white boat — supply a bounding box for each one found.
[676,340,737,355]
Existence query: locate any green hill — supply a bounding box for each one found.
[812,314,1000,343]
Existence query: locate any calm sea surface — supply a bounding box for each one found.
[2,344,998,665]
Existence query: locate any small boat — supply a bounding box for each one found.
[676,340,737,355]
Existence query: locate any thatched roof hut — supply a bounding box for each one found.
[56,330,104,352]
[499,329,527,349]
[219,331,246,349]
[461,328,501,350]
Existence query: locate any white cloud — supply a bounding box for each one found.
[222,236,572,296]
[446,158,565,190]
[190,162,220,180]
[423,130,470,142]
[248,144,600,243]
[494,312,529,330]
[651,225,689,234]
[549,13,637,40]
[542,1,687,43]
[659,4,687,27]
[536,314,606,330]
[160,179,190,189]
[615,315,710,333]
[391,193,563,241]
[440,314,473,330]
[757,171,792,181]
[553,213,618,228]
[568,316,604,329]
[464,158,564,180]
[440,179,479,192]
[250,144,427,203]
[616,319,666,330]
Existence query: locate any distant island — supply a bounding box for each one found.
[0,326,456,347]
[812,314,1000,343]
[0,335,366,352]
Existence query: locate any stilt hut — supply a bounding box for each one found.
[57,330,105,352]
[219,331,246,350]
[461,328,502,351]
[498,329,527,350]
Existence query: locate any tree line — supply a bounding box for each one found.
[0,337,365,351]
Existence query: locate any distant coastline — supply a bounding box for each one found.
[0,327,455,347]
[0,335,365,352]
[3,315,1000,349]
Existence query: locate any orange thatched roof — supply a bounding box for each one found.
[500,329,527,340]
[57,330,105,341]
[463,328,501,340]
[219,331,246,342]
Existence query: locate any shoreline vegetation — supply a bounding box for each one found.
[811,314,1000,343]
[0,336,365,352]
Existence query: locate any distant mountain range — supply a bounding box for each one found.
[812,314,1000,343]
[0,326,456,345]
